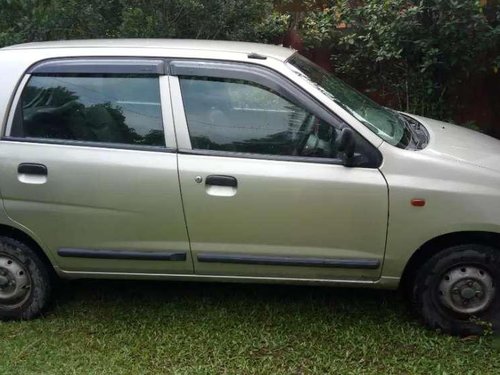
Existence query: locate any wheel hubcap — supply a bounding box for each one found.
[0,275,8,286]
[439,265,495,315]
[0,254,31,307]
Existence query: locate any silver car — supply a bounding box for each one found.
[0,40,498,335]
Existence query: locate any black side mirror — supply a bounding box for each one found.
[336,127,356,166]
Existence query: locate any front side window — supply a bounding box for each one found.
[11,74,165,147]
[179,76,341,159]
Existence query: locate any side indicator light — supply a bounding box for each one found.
[411,198,426,207]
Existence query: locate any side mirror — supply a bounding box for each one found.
[336,128,356,166]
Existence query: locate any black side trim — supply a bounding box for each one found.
[197,253,380,269]
[28,58,165,75]
[58,248,187,261]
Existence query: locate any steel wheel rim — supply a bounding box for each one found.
[438,265,495,315]
[0,254,31,309]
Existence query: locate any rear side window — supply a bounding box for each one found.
[11,74,165,147]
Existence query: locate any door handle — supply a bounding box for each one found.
[18,163,48,176]
[205,175,237,188]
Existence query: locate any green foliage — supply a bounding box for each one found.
[0,0,279,44]
[0,0,498,127]
[0,0,122,44]
[297,0,500,120]
[300,5,340,48]
[119,0,276,40]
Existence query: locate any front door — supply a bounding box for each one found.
[0,58,192,275]
[170,60,388,281]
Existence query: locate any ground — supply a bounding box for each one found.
[1,280,499,374]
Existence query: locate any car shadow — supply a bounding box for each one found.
[51,278,412,327]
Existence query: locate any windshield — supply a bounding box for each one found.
[287,53,411,148]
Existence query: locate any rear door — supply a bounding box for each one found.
[170,60,388,282]
[0,58,192,275]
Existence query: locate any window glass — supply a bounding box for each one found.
[179,76,341,158]
[288,53,412,148]
[12,74,165,147]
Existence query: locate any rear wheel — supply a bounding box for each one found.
[0,236,52,320]
[412,244,500,336]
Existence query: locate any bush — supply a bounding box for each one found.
[0,0,498,130]
[0,0,280,44]
[296,0,499,123]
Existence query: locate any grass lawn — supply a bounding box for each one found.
[1,280,499,374]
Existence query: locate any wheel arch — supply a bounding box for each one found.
[0,224,57,278]
[400,231,500,292]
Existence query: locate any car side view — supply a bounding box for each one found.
[0,40,499,336]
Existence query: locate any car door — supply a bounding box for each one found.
[0,57,193,275]
[170,60,388,281]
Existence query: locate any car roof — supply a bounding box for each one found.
[3,39,296,61]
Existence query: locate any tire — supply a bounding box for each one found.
[0,236,52,320]
[412,244,500,336]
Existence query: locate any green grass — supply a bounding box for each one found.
[1,280,499,374]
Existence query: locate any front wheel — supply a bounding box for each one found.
[412,244,500,336]
[0,236,52,320]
